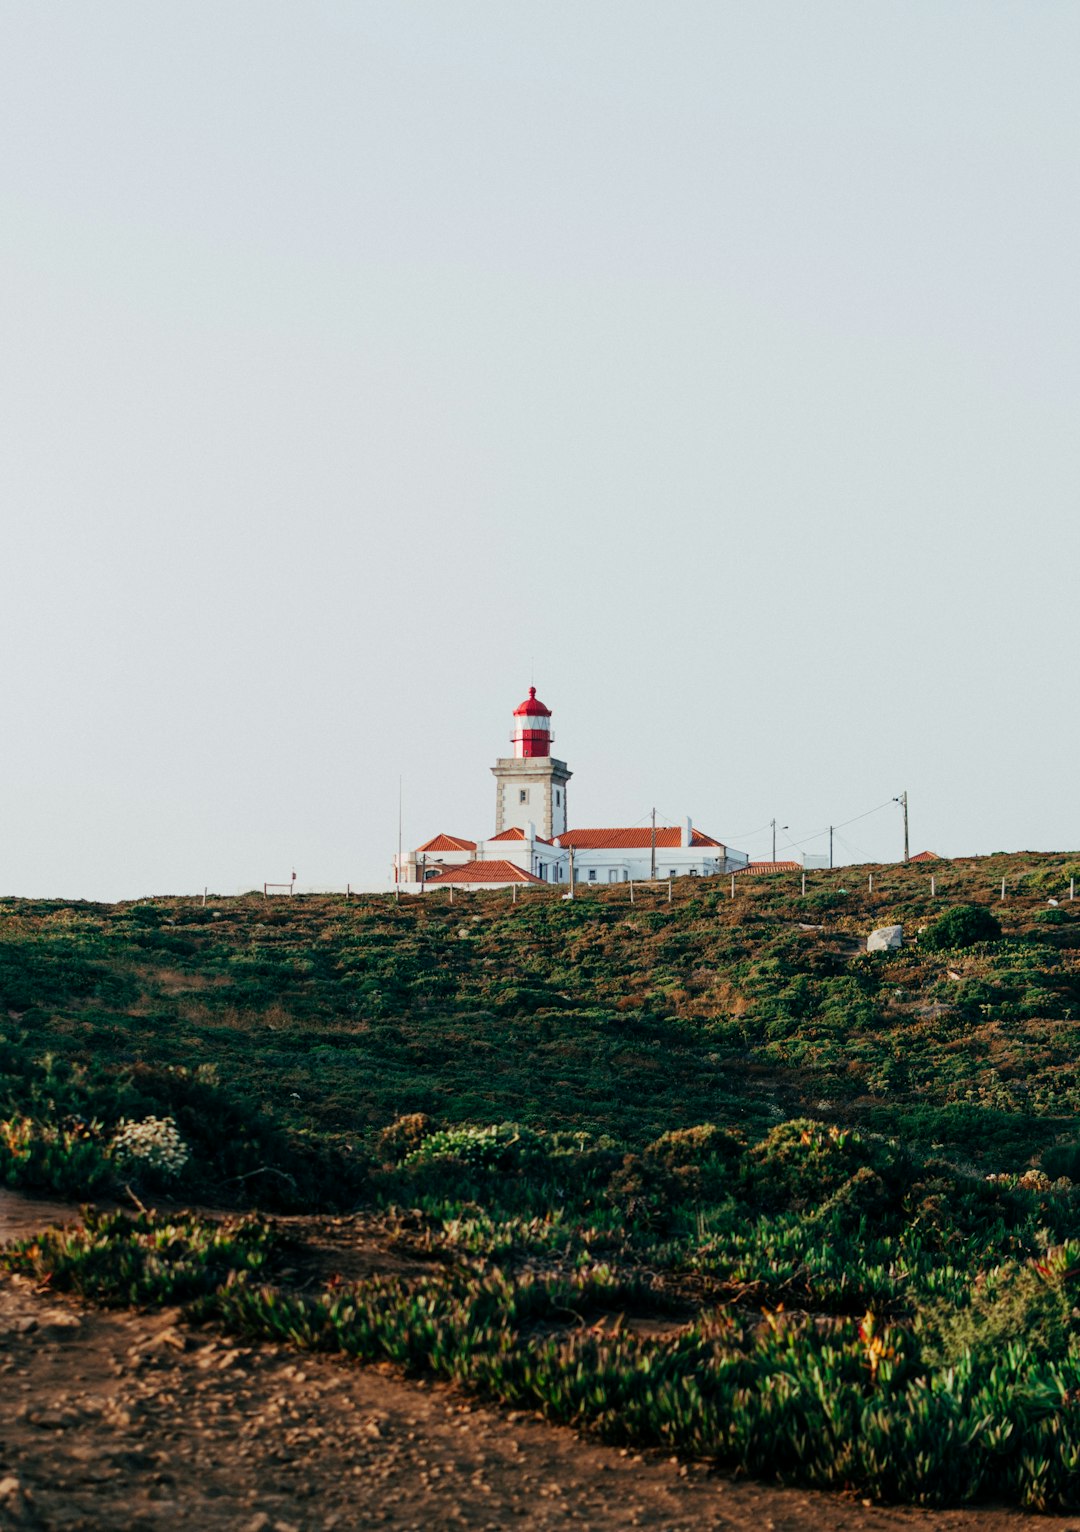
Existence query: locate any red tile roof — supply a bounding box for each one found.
[908,850,942,863]
[489,827,553,844]
[735,861,802,875]
[425,860,545,886]
[555,827,724,850]
[415,833,477,854]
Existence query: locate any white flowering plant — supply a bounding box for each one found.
[108,1115,191,1178]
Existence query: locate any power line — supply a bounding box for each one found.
[727,819,775,842]
[781,798,898,851]
[832,829,864,860]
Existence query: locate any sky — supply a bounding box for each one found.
[1,2,1077,899]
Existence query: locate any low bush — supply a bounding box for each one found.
[376,1113,437,1164]
[920,906,1002,952]
[0,1115,112,1197]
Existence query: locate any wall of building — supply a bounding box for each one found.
[565,847,731,884]
[491,757,571,838]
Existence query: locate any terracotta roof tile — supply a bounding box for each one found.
[489,827,553,844]
[555,827,724,850]
[415,834,477,854]
[735,860,802,875]
[425,860,546,886]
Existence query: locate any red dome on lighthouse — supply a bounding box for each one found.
[513,686,551,718]
[511,687,553,757]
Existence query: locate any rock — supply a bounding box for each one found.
[867,924,903,952]
[38,1307,79,1327]
[27,1408,76,1429]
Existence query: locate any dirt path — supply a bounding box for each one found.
[3,1272,1080,1532]
[0,1190,86,1244]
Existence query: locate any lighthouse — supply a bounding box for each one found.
[491,687,572,839]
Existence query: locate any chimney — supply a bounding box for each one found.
[682,817,692,848]
[528,820,536,842]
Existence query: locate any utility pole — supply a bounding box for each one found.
[894,791,909,863]
[829,826,834,870]
[396,777,402,903]
[650,807,657,881]
[771,818,776,862]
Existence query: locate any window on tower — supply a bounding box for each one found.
[519,789,529,803]
[555,790,561,805]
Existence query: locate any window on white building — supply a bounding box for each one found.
[608,869,619,882]
[555,790,561,805]
[587,869,597,882]
[519,789,529,803]
[668,869,677,878]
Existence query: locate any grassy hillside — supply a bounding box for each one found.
[0,851,1072,1158]
[2,849,1079,1174]
[7,850,1080,1509]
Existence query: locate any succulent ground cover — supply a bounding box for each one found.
[4,1258,1060,1532]
[3,850,1080,1509]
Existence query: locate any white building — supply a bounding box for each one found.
[394,689,749,892]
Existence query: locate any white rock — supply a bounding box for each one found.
[867,924,903,952]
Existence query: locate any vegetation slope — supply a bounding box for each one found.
[4,850,1080,1509]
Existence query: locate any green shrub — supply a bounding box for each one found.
[377,1113,437,1164]
[920,905,1002,952]
[1043,1144,1080,1182]
[747,1119,910,1213]
[404,1122,545,1172]
[645,1123,743,1170]
[0,1115,112,1197]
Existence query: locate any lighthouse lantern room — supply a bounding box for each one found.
[512,687,552,758]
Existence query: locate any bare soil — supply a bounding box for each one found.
[1,1195,1078,1532]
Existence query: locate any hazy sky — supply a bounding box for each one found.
[2,2,1077,899]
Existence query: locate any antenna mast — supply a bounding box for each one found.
[396,776,403,902]
[650,807,657,881]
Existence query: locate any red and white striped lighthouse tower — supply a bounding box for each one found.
[491,687,571,839]
[511,686,552,758]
